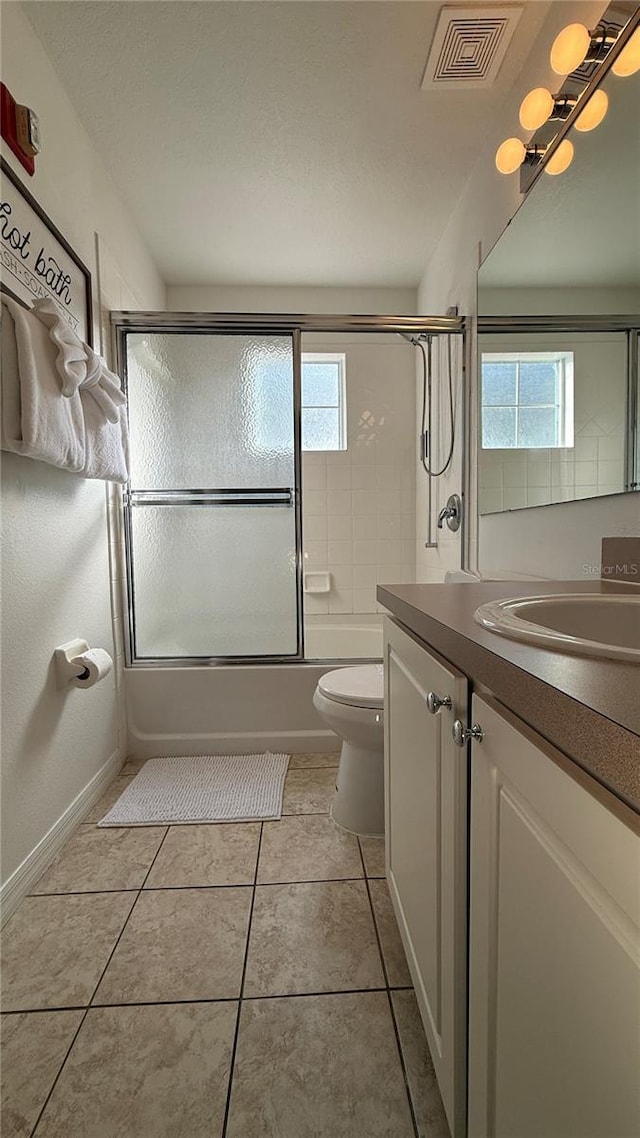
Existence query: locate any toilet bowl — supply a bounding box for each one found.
[313,664,384,836]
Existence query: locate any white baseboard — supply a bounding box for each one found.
[1,749,123,925]
[127,728,340,759]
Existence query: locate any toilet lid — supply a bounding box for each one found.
[318,664,384,709]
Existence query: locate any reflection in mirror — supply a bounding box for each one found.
[477,68,639,515]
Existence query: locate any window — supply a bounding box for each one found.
[481,352,574,449]
[301,353,346,451]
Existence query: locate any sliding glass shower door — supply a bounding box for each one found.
[123,329,301,660]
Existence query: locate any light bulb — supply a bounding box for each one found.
[519,87,554,131]
[574,89,609,131]
[495,137,526,174]
[612,27,640,76]
[544,139,574,175]
[550,23,590,74]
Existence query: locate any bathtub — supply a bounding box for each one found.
[125,615,383,760]
[304,614,383,660]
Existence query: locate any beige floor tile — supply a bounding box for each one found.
[144,823,261,888]
[1,893,135,1011]
[392,990,451,1138]
[244,880,384,997]
[369,879,412,988]
[282,768,336,814]
[94,887,251,1004]
[84,776,134,823]
[288,752,340,769]
[35,1002,237,1138]
[227,992,415,1137]
[31,826,166,894]
[1,1010,83,1138]
[359,835,386,878]
[257,815,362,884]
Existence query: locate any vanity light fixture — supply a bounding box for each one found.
[495,137,526,174]
[550,23,591,75]
[574,89,609,132]
[612,26,640,76]
[543,138,574,175]
[519,88,578,131]
[495,4,639,185]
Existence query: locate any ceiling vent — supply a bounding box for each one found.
[421,5,523,89]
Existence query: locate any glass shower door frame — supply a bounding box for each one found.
[116,322,305,665]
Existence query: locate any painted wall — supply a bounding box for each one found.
[0,4,165,901]
[416,0,639,580]
[167,284,416,315]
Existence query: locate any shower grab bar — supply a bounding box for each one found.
[129,487,295,508]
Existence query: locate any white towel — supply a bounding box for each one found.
[1,296,129,483]
[32,298,129,483]
[1,298,86,473]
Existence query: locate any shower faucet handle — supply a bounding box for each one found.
[437,493,462,532]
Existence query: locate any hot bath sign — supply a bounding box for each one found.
[0,158,92,343]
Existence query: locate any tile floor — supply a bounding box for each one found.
[1,752,450,1138]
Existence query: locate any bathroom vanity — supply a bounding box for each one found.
[379,580,640,1138]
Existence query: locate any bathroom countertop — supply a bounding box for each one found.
[377,580,640,815]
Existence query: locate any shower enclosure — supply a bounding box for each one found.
[113,313,464,668]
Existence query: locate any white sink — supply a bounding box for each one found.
[474,593,640,663]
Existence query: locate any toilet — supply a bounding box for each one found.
[313,663,384,836]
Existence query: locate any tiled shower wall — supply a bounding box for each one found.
[301,334,417,614]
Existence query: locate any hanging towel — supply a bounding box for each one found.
[1,297,86,473]
[31,298,126,423]
[31,298,129,483]
[1,296,129,483]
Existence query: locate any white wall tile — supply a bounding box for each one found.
[305,490,327,516]
[351,491,377,516]
[351,466,376,490]
[303,542,328,569]
[353,540,378,565]
[304,515,328,542]
[327,466,352,490]
[327,490,352,516]
[329,589,353,614]
[328,515,353,541]
[328,540,353,565]
[353,516,374,540]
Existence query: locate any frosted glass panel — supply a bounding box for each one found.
[131,506,297,657]
[126,333,295,489]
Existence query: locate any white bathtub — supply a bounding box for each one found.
[125,615,383,760]
[304,614,383,660]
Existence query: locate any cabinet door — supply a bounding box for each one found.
[468,694,640,1138]
[384,617,468,1138]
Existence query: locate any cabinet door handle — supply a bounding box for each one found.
[426,691,452,715]
[452,719,484,747]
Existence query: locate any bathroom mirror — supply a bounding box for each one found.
[476,68,639,515]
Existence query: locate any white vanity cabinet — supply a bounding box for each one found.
[384,617,469,1138]
[468,694,640,1138]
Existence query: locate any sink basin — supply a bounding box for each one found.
[474,593,640,663]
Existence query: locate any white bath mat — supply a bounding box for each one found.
[98,753,290,827]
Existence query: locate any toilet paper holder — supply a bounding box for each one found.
[54,638,92,687]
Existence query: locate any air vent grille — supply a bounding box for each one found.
[421,6,523,89]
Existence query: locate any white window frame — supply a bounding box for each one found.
[301,352,347,452]
[480,350,574,450]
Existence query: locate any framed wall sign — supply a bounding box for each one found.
[0,157,93,345]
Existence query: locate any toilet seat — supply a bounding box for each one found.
[317,664,384,710]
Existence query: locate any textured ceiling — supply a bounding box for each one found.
[479,70,640,290]
[23,1,549,287]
